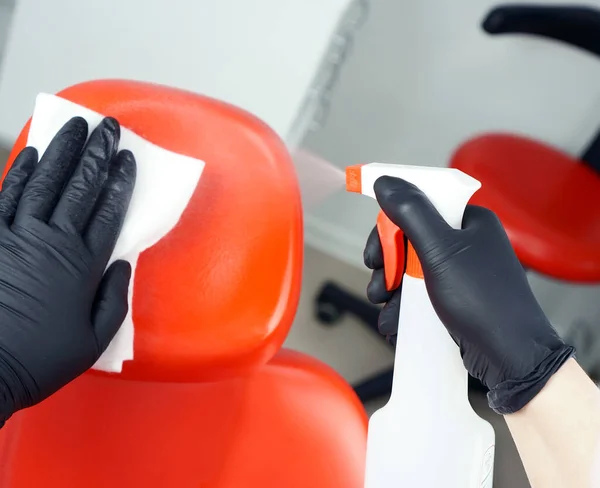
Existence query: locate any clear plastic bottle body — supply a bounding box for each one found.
[364,276,495,488]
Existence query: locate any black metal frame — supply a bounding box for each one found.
[483,4,600,172]
[314,4,600,404]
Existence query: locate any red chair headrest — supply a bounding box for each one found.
[5,80,304,382]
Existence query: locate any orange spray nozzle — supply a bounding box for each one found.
[345,164,364,193]
[346,165,422,291]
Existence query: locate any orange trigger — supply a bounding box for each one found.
[376,210,405,291]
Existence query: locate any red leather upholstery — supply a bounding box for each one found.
[0,349,368,488]
[0,80,368,487]
[451,133,600,282]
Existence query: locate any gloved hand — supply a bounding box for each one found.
[365,176,574,414]
[0,116,136,424]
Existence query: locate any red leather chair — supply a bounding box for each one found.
[452,4,600,283]
[0,80,368,487]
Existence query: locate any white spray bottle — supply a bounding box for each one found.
[347,163,496,488]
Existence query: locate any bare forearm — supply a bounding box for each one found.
[505,359,600,487]
[505,408,569,487]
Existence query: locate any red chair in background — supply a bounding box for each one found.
[0,80,368,487]
[452,4,600,283]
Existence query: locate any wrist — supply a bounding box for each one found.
[487,344,575,414]
[521,358,600,415]
[509,358,600,487]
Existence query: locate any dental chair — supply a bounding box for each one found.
[0,80,368,487]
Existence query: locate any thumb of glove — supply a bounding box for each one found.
[92,260,132,354]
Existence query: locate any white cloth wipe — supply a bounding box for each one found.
[27,93,205,373]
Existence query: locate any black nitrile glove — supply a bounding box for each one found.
[0,116,136,424]
[365,176,574,414]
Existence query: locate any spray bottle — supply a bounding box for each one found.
[347,163,496,488]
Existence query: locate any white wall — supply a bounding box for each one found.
[0,0,353,148]
[303,0,600,335]
[0,0,14,68]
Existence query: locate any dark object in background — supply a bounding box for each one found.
[483,5,600,56]
[316,282,380,328]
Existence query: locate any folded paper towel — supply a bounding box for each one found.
[27,93,205,372]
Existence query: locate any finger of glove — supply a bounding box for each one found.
[0,147,38,224]
[50,118,120,234]
[15,117,88,223]
[374,176,452,254]
[92,260,132,353]
[378,289,401,336]
[461,204,500,231]
[463,204,527,275]
[364,226,384,269]
[367,268,395,303]
[84,150,136,261]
